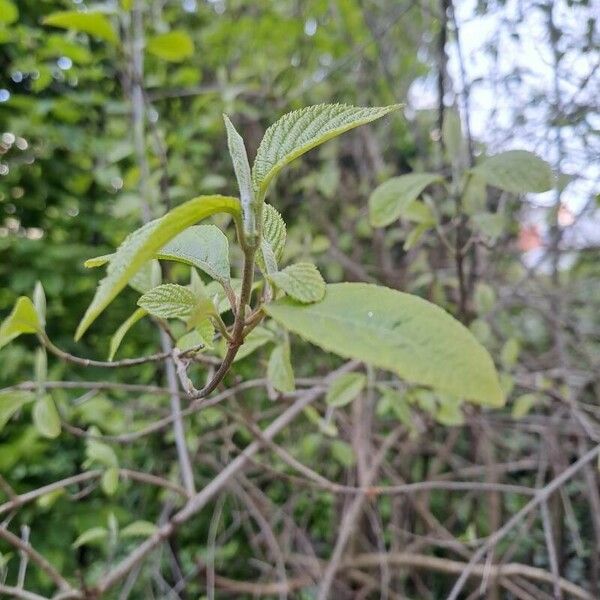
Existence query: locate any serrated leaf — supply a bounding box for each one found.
[108,308,147,361]
[265,283,504,407]
[0,391,35,432]
[0,297,42,350]
[72,527,108,549]
[43,11,118,44]
[269,263,325,304]
[326,373,366,408]
[33,396,61,439]
[76,195,240,340]
[257,203,286,274]
[223,115,254,236]
[158,225,230,283]
[147,30,194,62]
[252,104,401,196]
[121,521,158,538]
[267,344,295,393]
[138,284,197,320]
[369,173,441,227]
[101,467,119,496]
[471,150,553,194]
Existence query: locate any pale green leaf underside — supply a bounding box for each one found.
[137,284,197,320]
[158,225,230,283]
[252,103,401,195]
[76,195,240,340]
[369,173,441,227]
[265,283,504,407]
[43,11,118,44]
[0,297,42,350]
[267,345,295,393]
[471,150,553,194]
[269,262,326,304]
[326,373,366,408]
[108,308,147,361]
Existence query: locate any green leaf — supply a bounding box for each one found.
[269,263,325,304]
[252,104,401,196]
[33,281,46,327]
[0,297,42,350]
[43,11,118,44]
[101,467,119,496]
[267,344,295,393]
[265,283,504,407]
[177,324,214,351]
[0,0,18,25]
[158,225,230,283]
[129,259,162,294]
[72,527,107,549]
[223,115,254,236]
[33,396,61,439]
[326,372,366,408]
[471,150,553,194]
[0,391,35,432]
[121,521,158,538]
[471,212,505,242]
[512,393,537,419]
[138,284,197,320]
[108,308,147,361]
[435,394,465,426]
[257,204,287,275]
[146,30,194,62]
[85,437,118,469]
[231,326,275,362]
[84,254,112,268]
[369,173,441,227]
[330,440,355,467]
[76,195,240,340]
[473,283,496,315]
[442,109,464,163]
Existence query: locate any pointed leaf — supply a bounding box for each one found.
[369,173,442,227]
[158,225,230,283]
[0,297,42,350]
[108,308,147,361]
[269,263,325,304]
[267,344,295,393]
[43,11,118,44]
[252,104,401,195]
[471,150,553,194]
[265,283,504,407]
[0,391,35,432]
[257,203,286,274]
[76,195,240,339]
[121,520,158,538]
[326,373,366,408]
[147,31,194,62]
[33,395,61,439]
[223,115,254,236]
[138,284,197,320]
[72,527,108,549]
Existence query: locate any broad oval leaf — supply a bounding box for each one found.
[471,150,553,194]
[43,11,118,44]
[147,31,194,62]
[265,283,504,407]
[138,284,196,320]
[121,520,158,538]
[0,297,42,350]
[76,195,240,340]
[326,373,366,408]
[252,104,401,196]
[269,263,325,304]
[33,395,61,439]
[369,173,441,228]
[0,391,35,432]
[158,225,230,283]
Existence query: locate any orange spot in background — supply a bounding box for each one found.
[518,224,542,252]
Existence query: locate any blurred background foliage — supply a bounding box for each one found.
[0,0,599,598]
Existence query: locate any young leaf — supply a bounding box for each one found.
[108,308,147,361]
[33,396,61,439]
[158,225,230,283]
[257,204,287,274]
[138,284,197,320]
[121,521,158,538]
[265,283,504,407]
[0,297,42,350]
[369,173,441,227]
[72,527,108,549]
[252,104,401,196]
[76,195,240,340]
[33,281,46,327]
[43,11,118,44]
[147,31,194,62]
[326,373,366,408]
[471,150,553,194]
[223,115,254,236]
[269,263,326,304]
[0,391,35,432]
[267,344,295,393]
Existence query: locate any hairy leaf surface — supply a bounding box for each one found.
[269,263,325,303]
[138,284,196,320]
